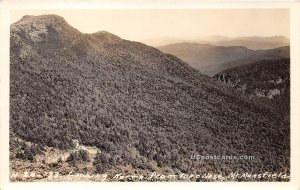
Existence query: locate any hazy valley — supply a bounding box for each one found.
[157,43,289,76]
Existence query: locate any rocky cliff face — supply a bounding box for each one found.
[214,58,290,121]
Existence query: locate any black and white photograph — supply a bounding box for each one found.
[1,1,300,187]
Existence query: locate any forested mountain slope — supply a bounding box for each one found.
[10,15,289,181]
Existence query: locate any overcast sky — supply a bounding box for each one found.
[11,9,290,41]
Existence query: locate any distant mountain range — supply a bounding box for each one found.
[157,43,289,76]
[143,35,289,50]
[141,37,206,47]
[215,36,289,50]
[10,14,289,181]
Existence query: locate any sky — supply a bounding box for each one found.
[11,9,290,41]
